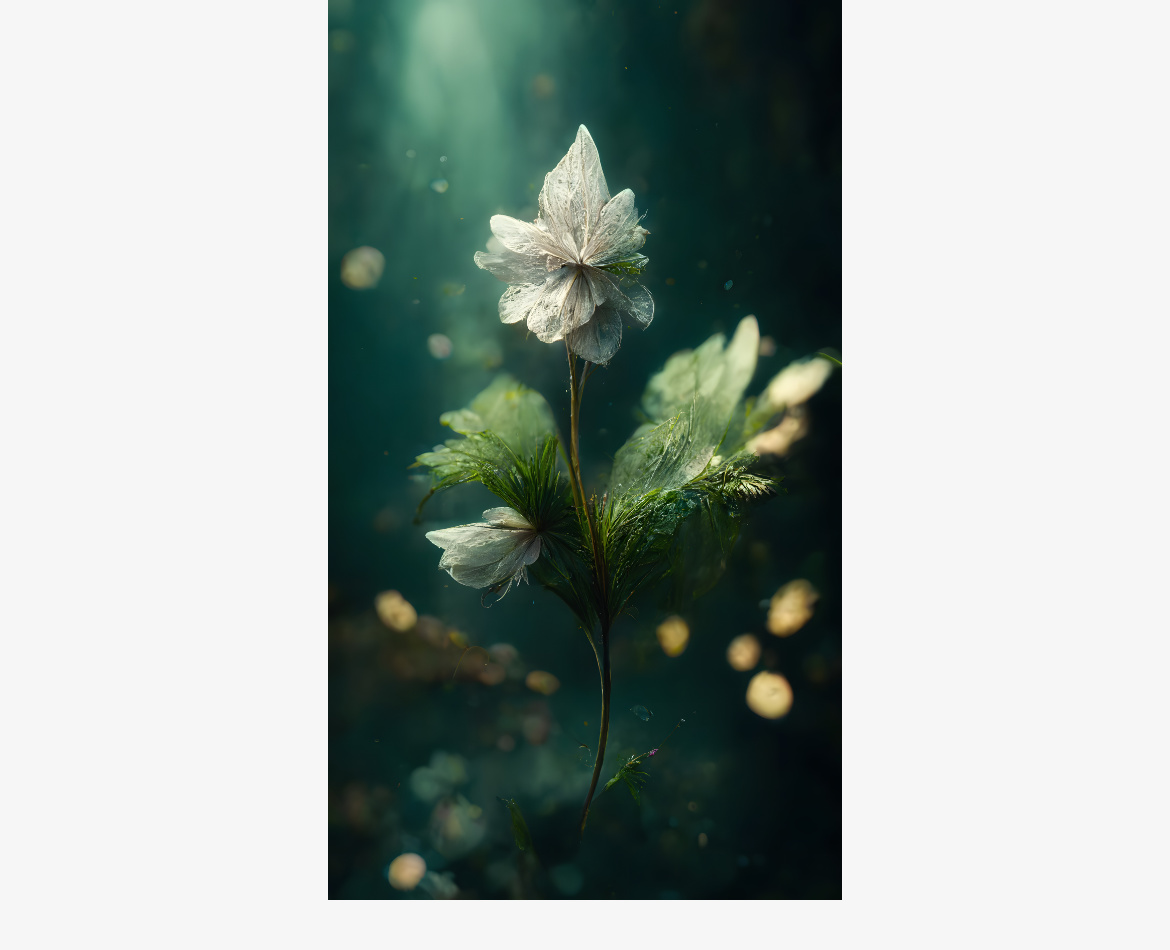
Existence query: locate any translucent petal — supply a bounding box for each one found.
[474,247,549,284]
[489,215,568,263]
[567,306,623,365]
[583,189,647,264]
[482,507,533,530]
[538,125,611,258]
[427,524,525,569]
[617,281,654,329]
[498,281,545,325]
[525,266,597,342]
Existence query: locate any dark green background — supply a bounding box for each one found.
[329,0,840,899]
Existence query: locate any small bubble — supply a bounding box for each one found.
[630,705,653,722]
[724,279,734,290]
[439,155,448,162]
[427,333,453,359]
[405,149,416,158]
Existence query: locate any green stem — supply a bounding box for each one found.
[579,618,610,836]
[564,342,612,838]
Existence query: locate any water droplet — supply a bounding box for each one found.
[724,279,734,290]
[630,705,653,722]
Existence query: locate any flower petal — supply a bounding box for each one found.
[489,214,567,263]
[498,281,545,325]
[482,507,533,530]
[583,188,647,265]
[612,281,655,329]
[566,306,623,365]
[474,246,549,284]
[525,266,597,342]
[538,125,611,258]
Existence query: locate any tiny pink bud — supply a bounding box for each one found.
[648,748,658,757]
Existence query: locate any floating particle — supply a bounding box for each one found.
[656,615,690,657]
[766,579,818,636]
[340,245,384,289]
[630,704,653,722]
[430,178,449,193]
[387,852,426,890]
[724,279,734,290]
[745,670,794,719]
[439,155,447,163]
[405,149,416,158]
[427,333,453,359]
[374,589,416,632]
[525,670,561,696]
[726,633,761,671]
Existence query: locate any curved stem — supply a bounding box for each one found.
[579,619,610,837]
[564,341,613,838]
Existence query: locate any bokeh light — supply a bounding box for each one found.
[339,245,384,290]
[656,615,690,657]
[726,633,761,671]
[387,852,426,891]
[761,355,834,412]
[374,589,417,632]
[767,579,818,637]
[525,670,561,695]
[746,410,810,457]
[745,671,794,719]
[427,333,453,359]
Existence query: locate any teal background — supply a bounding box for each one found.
[329,0,840,899]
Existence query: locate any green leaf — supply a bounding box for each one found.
[414,375,558,498]
[499,797,534,853]
[609,316,760,497]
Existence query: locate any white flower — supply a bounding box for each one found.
[474,125,654,365]
[425,507,542,599]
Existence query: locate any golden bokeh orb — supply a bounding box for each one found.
[766,579,818,637]
[375,589,417,632]
[745,671,793,719]
[726,633,761,671]
[656,615,690,657]
[387,852,427,890]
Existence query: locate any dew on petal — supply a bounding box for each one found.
[656,615,690,657]
[340,246,384,289]
[525,670,561,695]
[387,852,426,891]
[766,579,818,637]
[375,589,417,632]
[726,633,761,671]
[427,333,453,359]
[430,178,449,193]
[745,670,793,719]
